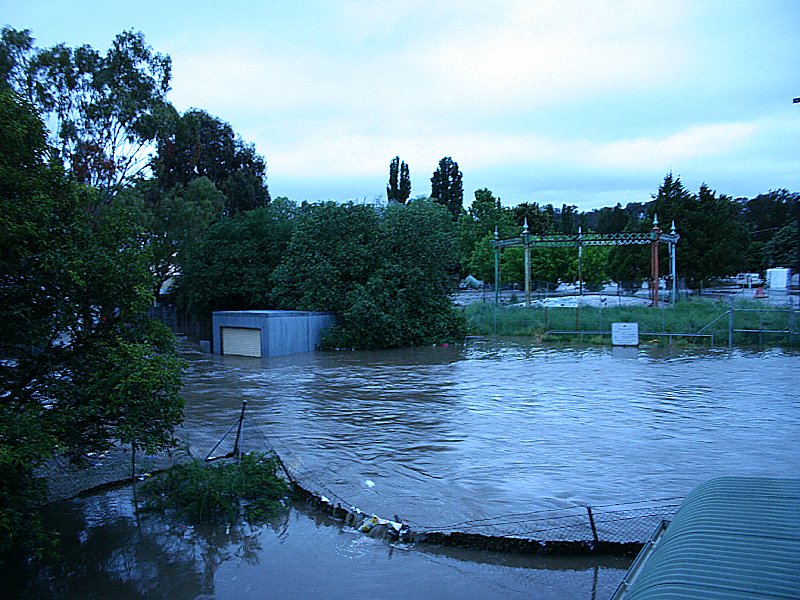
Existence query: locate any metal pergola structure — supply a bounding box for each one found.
[491,215,680,307]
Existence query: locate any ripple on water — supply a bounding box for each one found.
[181,341,800,527]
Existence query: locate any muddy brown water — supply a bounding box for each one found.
[7,340,799,598]
[180,340,800,528]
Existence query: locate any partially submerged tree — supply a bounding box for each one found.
[269,200,463,348]
[0,89,184,560]
[320,200,464,349]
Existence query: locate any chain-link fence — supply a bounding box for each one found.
[419,500,681,544]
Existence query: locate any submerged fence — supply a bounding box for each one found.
[231,415,680,557]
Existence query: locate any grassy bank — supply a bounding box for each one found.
[464,298,799,348]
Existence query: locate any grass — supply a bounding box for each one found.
[464,298,799,348]
[141,452,291,524]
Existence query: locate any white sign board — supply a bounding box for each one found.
[612,322,639,346]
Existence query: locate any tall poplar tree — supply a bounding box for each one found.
[386,156,411,203]
[431,156,463,219]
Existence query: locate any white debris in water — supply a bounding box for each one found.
[364,479,375,488]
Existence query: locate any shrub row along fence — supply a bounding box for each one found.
[243,417,679,557]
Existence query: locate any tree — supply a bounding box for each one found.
[740,189,798,243]
[559,204,577,234]
[431,156,463,219]
[764,222,799,270]
[323,200,464,349]
[1,27,173,202]
[649,175,749,286]
[386,156,410,204]
[595,203,629,233]
[270,200,464,348]
[176,199,296,320]
[154,108,270,215]
[458,188,516,276]
[270,202,381,313]
[117,177,225,302]
[0,89,184,560]
[513,202,554,234]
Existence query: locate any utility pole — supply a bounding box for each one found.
[578,226,583,296]
[523,218,531,307]
[651,215,661,307]
[494,226,500,305]
[795,99,800,272]
[670,221,678,304]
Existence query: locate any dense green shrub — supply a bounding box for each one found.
[142,453,291,524]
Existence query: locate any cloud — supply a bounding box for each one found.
[267,119,760,181]
[168,0,698,123]
[155,1,797,206]
[413,0,693,111]
[589,122,759,169]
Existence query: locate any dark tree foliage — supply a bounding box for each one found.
[0,27,172,201]
[513,202,555,234]
[740,189,799,243]
[648,175,749,286]
[765,222,799,270]
[270,200,463,348]
[0,90,184,561]
[386,155,410,204]
[594,203,629,233]
[176,199,296,319]
[609,174,753,288]
[431,156,463,219]
[270,202,382,313]
[559,204,577,234]
[117,177,225,301]
[154,109,270,215]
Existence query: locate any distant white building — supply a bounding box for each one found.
[766,267,792,289]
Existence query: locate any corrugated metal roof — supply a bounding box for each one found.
[616,477,800,599]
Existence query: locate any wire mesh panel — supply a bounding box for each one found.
[427,501,681,544]
[246,418,682,552]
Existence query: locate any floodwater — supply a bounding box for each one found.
[180,340,800,529]
[9,340,800,598]
[8,488,630,599]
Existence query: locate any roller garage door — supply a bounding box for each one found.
[221,327,262,357]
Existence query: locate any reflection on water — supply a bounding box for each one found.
[181,341,800,529]
[7,486,630,600]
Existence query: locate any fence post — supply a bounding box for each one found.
[232,399,248,463]
[587,506,599,544]
[599,303,603,336]
[728,298,734,350]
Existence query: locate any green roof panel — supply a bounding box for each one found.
[617,477,800,599]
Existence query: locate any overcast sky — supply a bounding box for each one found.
[3,0,799,211]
